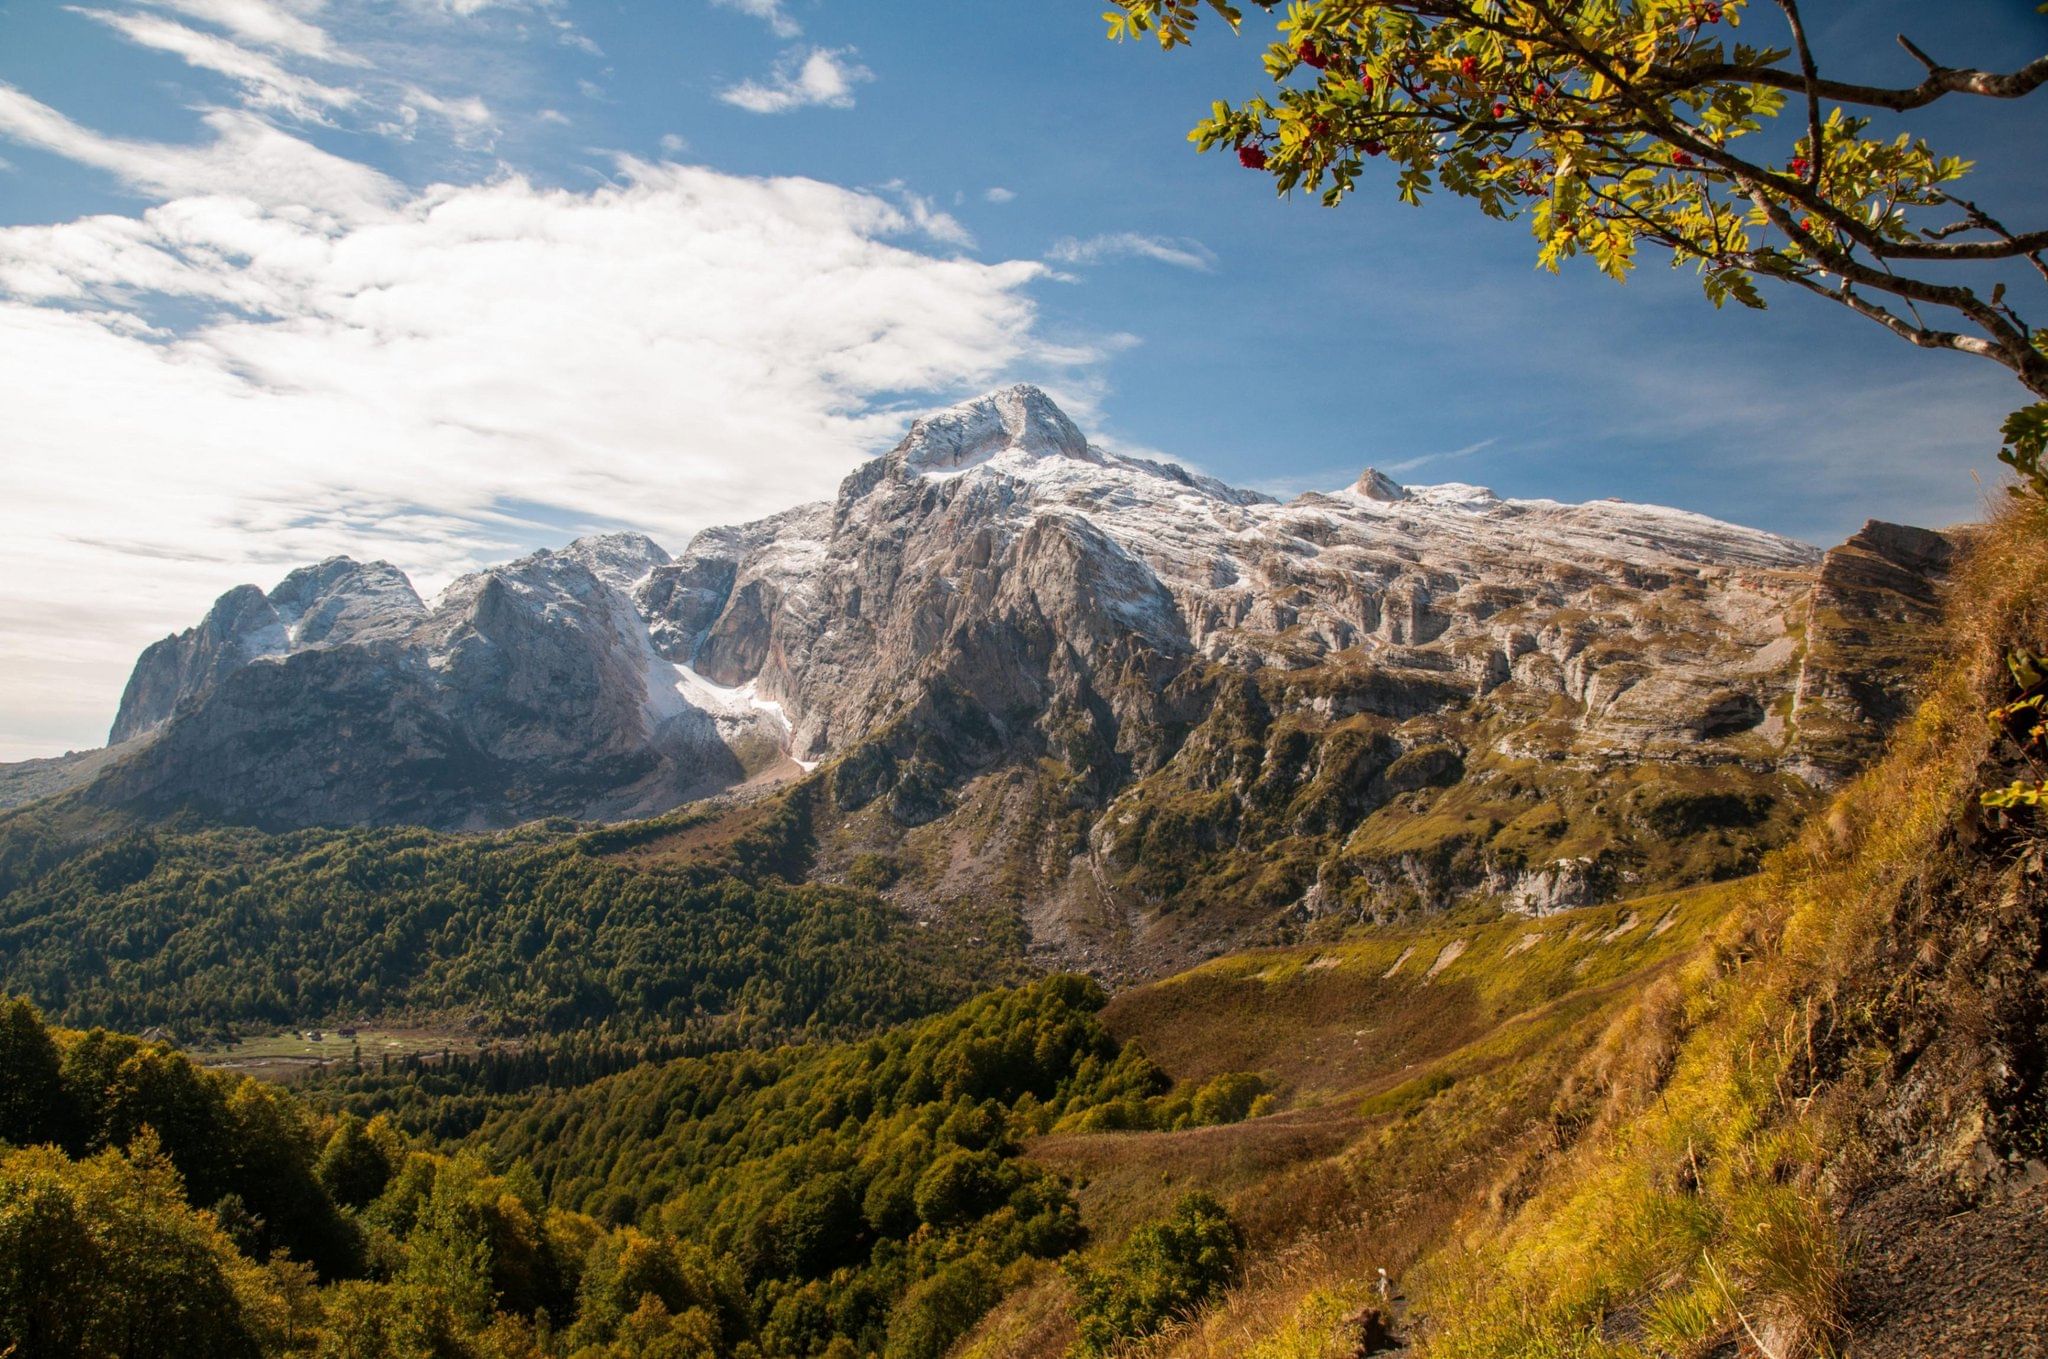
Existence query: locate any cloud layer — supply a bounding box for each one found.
[0,107,1073,756]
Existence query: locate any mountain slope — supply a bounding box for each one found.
[953,501,2048,1359]
[5,386,1954,975]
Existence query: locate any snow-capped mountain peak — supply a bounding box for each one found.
[892,383,1095,476]
[77,384,1940,858]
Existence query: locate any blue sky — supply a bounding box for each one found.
[0,0,2042,759]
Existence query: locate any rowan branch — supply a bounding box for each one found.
[1642,51,2048,112]
[1741,178,2048,396]
[1770,267,2001,363]
[1927,194,2048,281]
[1774,0,1825,190]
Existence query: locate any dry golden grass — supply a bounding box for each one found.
[963,885,1748,1358]
[959,503,2048,1359]
[1409,500,2048,1359]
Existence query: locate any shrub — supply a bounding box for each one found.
[1069,1192,1243,1355]
[883,1254,1001,1359]
[1188,1071,1268,1126]
[913,1148,1010,1228]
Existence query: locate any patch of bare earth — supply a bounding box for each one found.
[1841,1172,2048,1358]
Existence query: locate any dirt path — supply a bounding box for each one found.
[1840,1171,2048,1358]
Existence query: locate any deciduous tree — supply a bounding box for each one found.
[1107,1,2048,488]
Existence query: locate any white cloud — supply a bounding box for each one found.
[711,0,801,39]
[879,181,973,249]
[659,131,687,154]
[984,186,1016,204]
[406,86,493,127]
[1047,232,1216,272]
[401,0,512,15]
[71,8,359,121]
[1384,437,1499,475]
[0,84,398,218]
[0,143,1084,758]
[719,47,871,114]
[556,21,601,55]
[138,0,353,63]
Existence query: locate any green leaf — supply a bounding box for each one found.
[1998,403,2048,502]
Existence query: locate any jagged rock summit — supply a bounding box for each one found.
[110,557,426,745]
[892,382,1096,474]
[1354,467,1410,502]
[13,386,1957,971]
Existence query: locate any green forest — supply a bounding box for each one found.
[0,978,1264,1359]
[0,797,1014,1045]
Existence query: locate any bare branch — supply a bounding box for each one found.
[1739,176,2048,397]
[1643,52,2048,112]
[1896,34,1941,75]
[1929,194,2048,283]
[1776,0,1826,189]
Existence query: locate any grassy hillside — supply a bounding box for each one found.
[956,885,1749,1358]
[956,504,2048,1359]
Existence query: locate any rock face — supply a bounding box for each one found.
[88,538,779,829]
[1787,520,1957,783]
[109,559,426,743]
[44,386,1956,967]
[640,385,1825,772]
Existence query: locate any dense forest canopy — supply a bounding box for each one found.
[0,980,1265,1359]
[0,796,1016,1044]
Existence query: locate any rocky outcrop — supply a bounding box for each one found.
[1789,519,1959,783]
[109,558,426,744]
[87,541,771,828]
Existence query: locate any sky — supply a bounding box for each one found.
[0,0,2042,761]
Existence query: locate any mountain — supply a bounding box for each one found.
[0,391,2034,1359]
[0,498,2035,1359]
[8,385,1953,972]
[73,532,785,830]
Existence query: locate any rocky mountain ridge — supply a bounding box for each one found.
[8,385,1955,972]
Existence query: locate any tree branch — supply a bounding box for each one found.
[1775,0,1826,190]
[1740,177,2048,397]
[1643,52,2048,112]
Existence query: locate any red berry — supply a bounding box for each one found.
[1672,149,1694,167]
[1238,141,1268,170]
[1788,156,1811,176]
[1493,100,1508,118]
[1460,57,1479,79]
[1364,139,1385,157]
[1799,217,1814,231]
[1535,81,1552,102]
[1297,42,1330,70]
[1360,69,1375,93]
